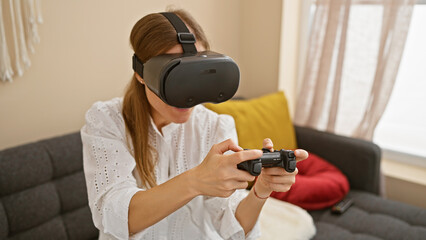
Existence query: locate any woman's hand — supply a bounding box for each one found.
[253,138,308,198]
[188,139,261,198]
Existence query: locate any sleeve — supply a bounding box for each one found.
[81,102,143,240]
[204,114,261,240]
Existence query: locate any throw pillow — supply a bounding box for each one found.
[270,152,350,210]
[204,91,297,150]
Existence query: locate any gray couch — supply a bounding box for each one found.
[296,127,426,239]
[0,126,425,240]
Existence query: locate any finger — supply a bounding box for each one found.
[228,144,244,153]
[227,149,263,164]
[294,149,309,162]
[262,167,298,176]
[219,190,236,198]
[261,174,296,185]
[213,139,242,154]
[234,180,250,190]
[267,183,293,193]
[233,169,256,182]
[222,180,249,192]
[263,138,274,151]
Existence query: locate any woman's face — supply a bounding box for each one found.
[136,43,206,131]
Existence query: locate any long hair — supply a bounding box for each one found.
[123,9,210,188]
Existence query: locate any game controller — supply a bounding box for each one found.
[237,148,296,176]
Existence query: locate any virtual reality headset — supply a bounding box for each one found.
[132,12,240,108]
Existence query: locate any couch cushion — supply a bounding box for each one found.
[0,202,8,238]
[62,206,99,240]
[2,183,60,234]
[314,222,381,240]
[0,142,53,196]
[55,171,89,213]
[310,190,426,240]
[0,132,98,239]
[8,217,68,240]
[204,91,297,150]
[40,133,83,178]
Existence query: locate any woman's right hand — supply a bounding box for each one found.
[187,139,262,198]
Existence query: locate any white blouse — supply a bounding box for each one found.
[81,98,260,240]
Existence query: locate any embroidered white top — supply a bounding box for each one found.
[81,98,260,240]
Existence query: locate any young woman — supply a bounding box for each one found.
[81,9,308,240]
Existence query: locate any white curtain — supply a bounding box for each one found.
[0,0,43,82]
[295,0,415,140]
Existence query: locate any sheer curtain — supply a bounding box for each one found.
[294,0,415,140]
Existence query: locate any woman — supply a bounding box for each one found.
[81,9,308,240]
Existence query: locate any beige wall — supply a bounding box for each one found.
[0,0,284,150]
[238,0,283,99]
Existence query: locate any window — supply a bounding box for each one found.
[305,1,426,166]
[373,3,426,166]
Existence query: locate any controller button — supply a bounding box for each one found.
[288,151,295,158]
[253,163,262,174]
[288,161,296,171]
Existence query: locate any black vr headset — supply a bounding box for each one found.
[132,12,240,108]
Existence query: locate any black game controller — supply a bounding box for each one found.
[237,148,296,176]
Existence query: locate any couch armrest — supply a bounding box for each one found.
[294,125,381,195]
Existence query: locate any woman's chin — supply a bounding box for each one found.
[171,107,193,123]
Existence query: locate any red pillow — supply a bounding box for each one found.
[270,152,349,210]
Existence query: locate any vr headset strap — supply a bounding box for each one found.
[132,12,198,78]
[161,12,197,54]
[132,54,144,78]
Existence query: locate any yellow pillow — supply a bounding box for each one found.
[204,91,297,150]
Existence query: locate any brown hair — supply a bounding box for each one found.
[123,9,210,188]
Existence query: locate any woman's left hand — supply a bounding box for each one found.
[253,138,309,199]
